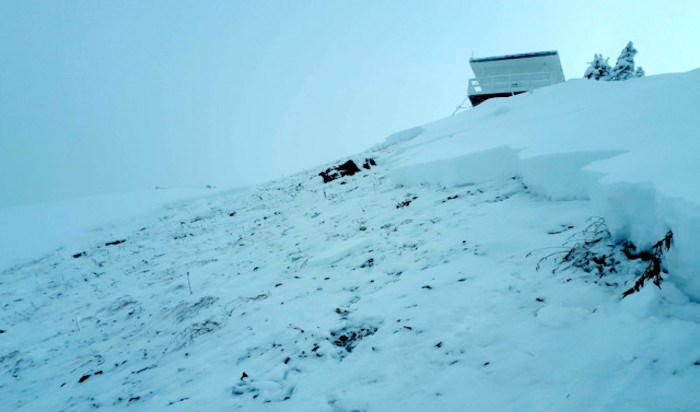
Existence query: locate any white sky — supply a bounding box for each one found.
[2,0,699,207]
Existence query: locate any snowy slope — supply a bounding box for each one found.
[2,72,700,411]
[387,69,700,299]
[0,187,237,271]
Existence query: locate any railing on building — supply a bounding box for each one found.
[467,71,561,96]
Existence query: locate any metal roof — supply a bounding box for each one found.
[469,51,558,64]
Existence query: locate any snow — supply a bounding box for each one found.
[2,70,700,410]
[0,187,239,271]
[387,69,700,299]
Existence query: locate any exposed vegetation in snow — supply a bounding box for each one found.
[2,70,700,410]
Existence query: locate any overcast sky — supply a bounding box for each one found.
[2,0,699,207]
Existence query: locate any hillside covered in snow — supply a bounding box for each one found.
[2,70,700,411]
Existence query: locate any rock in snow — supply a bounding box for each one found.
[2,70,700,410]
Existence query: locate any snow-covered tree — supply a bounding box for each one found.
[608,41,638,81]
[585,42,644,82]
[583,54,612,80]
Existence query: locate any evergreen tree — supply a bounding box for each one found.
[608,41,638,81]
[583,54,612,81]
[634,66,645,78]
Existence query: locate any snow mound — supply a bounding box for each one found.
[384,69,700,299]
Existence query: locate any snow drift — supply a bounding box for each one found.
[385,69,700,300]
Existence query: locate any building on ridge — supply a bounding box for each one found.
[467,51,565,107]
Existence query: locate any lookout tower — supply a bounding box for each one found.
[467,51,565,107]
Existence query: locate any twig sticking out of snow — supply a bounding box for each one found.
[531,218,674,297]
[533,217,616,276]
[621,231,673,298]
